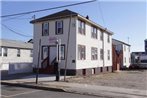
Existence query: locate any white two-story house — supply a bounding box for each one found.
[30,9,113,76]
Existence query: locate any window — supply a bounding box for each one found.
[91,47,98,60]
[17,49,20,57]
[78,20,85,35]
[42,46,48,60]
[3,48,7,57]
[100,49,103,60]
[30,50,33,57]
[124,45,126,51]
[91,26,97,39]
[108,50,110,60]
[107,34,110,43]
[60,45,65,60]
[125,57,126,63]
[42,22,49,36]
[100,31,103,41]
[0,47,2,56]
[56,20,63,34]
[78,45,86,60]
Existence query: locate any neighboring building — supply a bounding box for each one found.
[112,39,131,70]
[131,39,147,68]
[0,39,33,74]
[30,9,113,76]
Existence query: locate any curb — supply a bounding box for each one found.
[1,81,65,92]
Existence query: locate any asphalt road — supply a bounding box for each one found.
[1,85,101,98]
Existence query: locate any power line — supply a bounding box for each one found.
[97,0,106,27]
[2,24,32,37]
[1,0,97,18]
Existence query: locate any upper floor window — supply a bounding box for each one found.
[124,45,126,51]
[107,34,110,43]
[78,45,86,60]
[0,47,2,56]
[100,49,103,60]
[100,30,103,41]
[91,26,97,39]
[78,20,85,35]
[3,48,7,57]
[91,47,98,60]
[56,20,63,34]
[42,22,49,36]
[17,49,20,57]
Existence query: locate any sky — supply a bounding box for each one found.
[1,0,147,52]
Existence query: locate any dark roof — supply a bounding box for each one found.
[30,9,78,23]
[30,9,113,35]
[112,38,131,46]
[0,39,33,49]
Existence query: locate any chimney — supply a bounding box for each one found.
[86,15,89,19]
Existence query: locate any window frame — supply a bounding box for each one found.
[91,47,98,60]
[56,20,63,35]
[100,30,103,41]
[107,34,110,43]
[60,45,65,60]
[17,49,21,57]
[42,22,49,36]
[91,26,97,39]
[78,45,86,60]
[3,48,8,57]
[100,49,104,60]
[78,20,85,35]
[42,46,48,60]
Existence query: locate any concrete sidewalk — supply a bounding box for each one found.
[1,74,147,98]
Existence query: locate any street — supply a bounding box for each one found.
[1,85,101,98]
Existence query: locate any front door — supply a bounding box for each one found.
[49,46,57,65]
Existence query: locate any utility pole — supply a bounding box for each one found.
[64,12,72,81]
[36,39,41,84]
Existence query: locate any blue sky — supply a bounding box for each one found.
[1,0,146,52]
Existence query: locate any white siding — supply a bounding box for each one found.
[76,20,112,69]
[0,48,33,70]
[123,44,130,67]
[33,16,113,70]
[33,17,77,69]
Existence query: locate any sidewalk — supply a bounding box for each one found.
[1,74,147,98]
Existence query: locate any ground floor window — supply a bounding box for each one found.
[91,47,98,60]
[42,46,48,60]
[60,45,65,60]
[78,45,86,60]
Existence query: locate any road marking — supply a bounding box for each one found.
[1,90,41,97]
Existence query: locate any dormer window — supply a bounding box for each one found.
[42,22,49,36]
